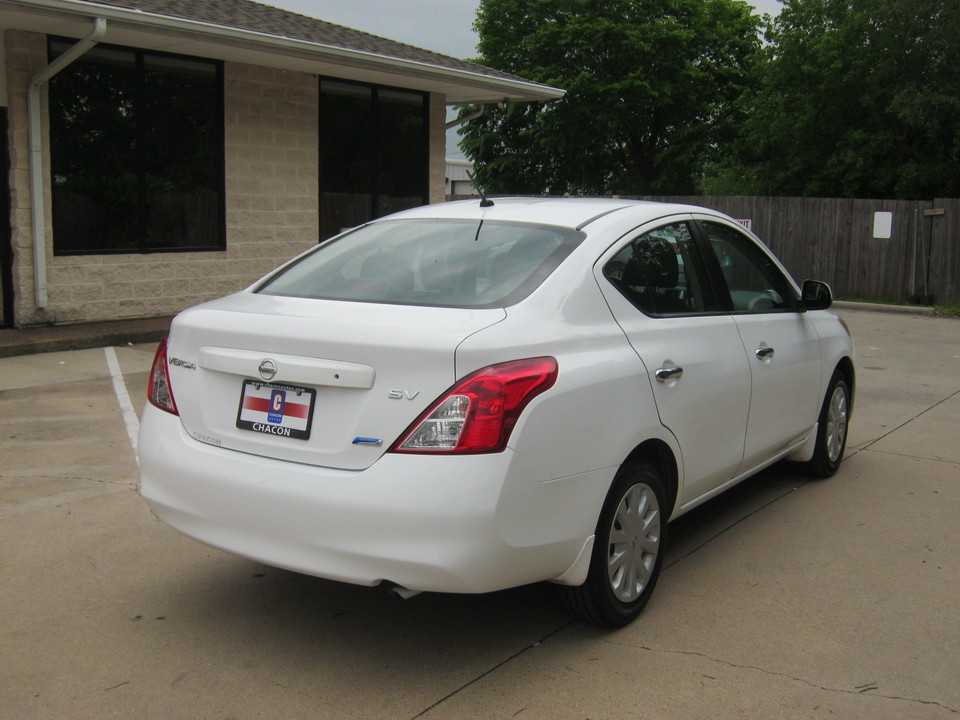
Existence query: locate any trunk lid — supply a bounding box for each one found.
[164,292,505,470]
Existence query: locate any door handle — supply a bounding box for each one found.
[755,346,775,360]
[655,365,684,382]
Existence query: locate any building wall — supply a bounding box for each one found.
[428,94,446,205]
[5,30,41,327]
[4,29,447,327]
[222,62,319,304]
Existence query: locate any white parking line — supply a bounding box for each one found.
[104,346,140,465]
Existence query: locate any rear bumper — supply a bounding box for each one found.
[138,406,608,594]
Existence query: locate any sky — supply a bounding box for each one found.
[267,0,785,157]
[268,0,785,59]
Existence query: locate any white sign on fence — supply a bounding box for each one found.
[873,211,893,239]
[736,219,752,230]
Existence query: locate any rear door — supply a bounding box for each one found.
[596,219,751,504]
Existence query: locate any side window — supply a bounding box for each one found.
[603,222,713,316]
[701,222,794,313]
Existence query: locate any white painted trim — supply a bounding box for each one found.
[10,0,565,102]
[27,16,106,308]
[104,345,140,465]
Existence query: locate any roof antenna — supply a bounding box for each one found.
[467,171,494,208]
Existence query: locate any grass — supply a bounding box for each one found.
[933,303,960,318]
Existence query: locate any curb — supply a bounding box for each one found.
[832,301,935,316]
[0,316,173,359]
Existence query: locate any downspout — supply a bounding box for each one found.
[443,99,508,131]
[28,17,106,309]
[445,107,485,131]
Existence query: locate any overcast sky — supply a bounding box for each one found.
[268,0,784,59]
[267,0,784,157]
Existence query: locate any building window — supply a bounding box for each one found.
[319,79,428,240]
[48,40,224,255]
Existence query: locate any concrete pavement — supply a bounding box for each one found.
[0,306,957,719]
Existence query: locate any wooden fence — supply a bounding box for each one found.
[449,194,960,304]
[634,196,960,305]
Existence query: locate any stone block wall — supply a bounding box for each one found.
[4,33,323,326]
[4,30,447,327]
[429,94,446,205]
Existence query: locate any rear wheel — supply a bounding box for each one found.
[802,370,850,478]
[562,461,667,627]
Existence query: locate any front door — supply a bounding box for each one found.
[697,220,822,473]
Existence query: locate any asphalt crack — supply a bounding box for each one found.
[602,640,959,714]
[859,447,960,466]
[408,621,574,720]
[849,387,960,458]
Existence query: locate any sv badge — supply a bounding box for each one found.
[388,389,420,400]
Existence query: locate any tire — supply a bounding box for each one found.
[561,461,667,627]
[802,370,850,478]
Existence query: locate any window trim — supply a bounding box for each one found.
[691,218,802,315]
[48,37,226,256]
[600,215,805,319]
[602,219,727,319]
[318,77,430,240]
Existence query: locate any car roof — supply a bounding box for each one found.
[384,197,712,231]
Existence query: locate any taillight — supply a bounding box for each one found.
[391,357,558,454]
[147,337,179,415]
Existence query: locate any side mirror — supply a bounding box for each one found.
[801,280,833,311]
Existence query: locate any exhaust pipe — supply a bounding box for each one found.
[382,582,422,600]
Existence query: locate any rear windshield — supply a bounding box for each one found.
[256,219,585,308]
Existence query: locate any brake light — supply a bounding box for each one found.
[391,357,558,454]
[147,337,179,415]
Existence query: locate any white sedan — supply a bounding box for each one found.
[139,198,854,626]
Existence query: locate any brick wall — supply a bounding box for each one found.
[5,30,449,328]
[428,94,447,205]
[5,30,41,326]
[4,33,324,326]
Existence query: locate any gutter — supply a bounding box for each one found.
[28,16,106,309]
[7,0,565,102]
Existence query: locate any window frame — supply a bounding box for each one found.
[318,77,430,241]
[601,216,804,319]
[692,219,802,315]
[602,220,726,318]
[48,38,226,256]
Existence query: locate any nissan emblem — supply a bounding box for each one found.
[258,359,278,381]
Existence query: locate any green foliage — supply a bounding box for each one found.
[934,303,960,318]
[705,0,960,199]
[458,0,761,196]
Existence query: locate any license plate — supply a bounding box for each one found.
[236,380,316,440]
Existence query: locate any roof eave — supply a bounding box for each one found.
[0,0,565,103]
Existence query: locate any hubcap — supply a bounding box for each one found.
[826,384,849,463]
[606,482,661,603]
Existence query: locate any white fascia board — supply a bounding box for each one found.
[3,0,565,103]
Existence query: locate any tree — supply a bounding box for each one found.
[457,0,761,196]
[704,0,960,199]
